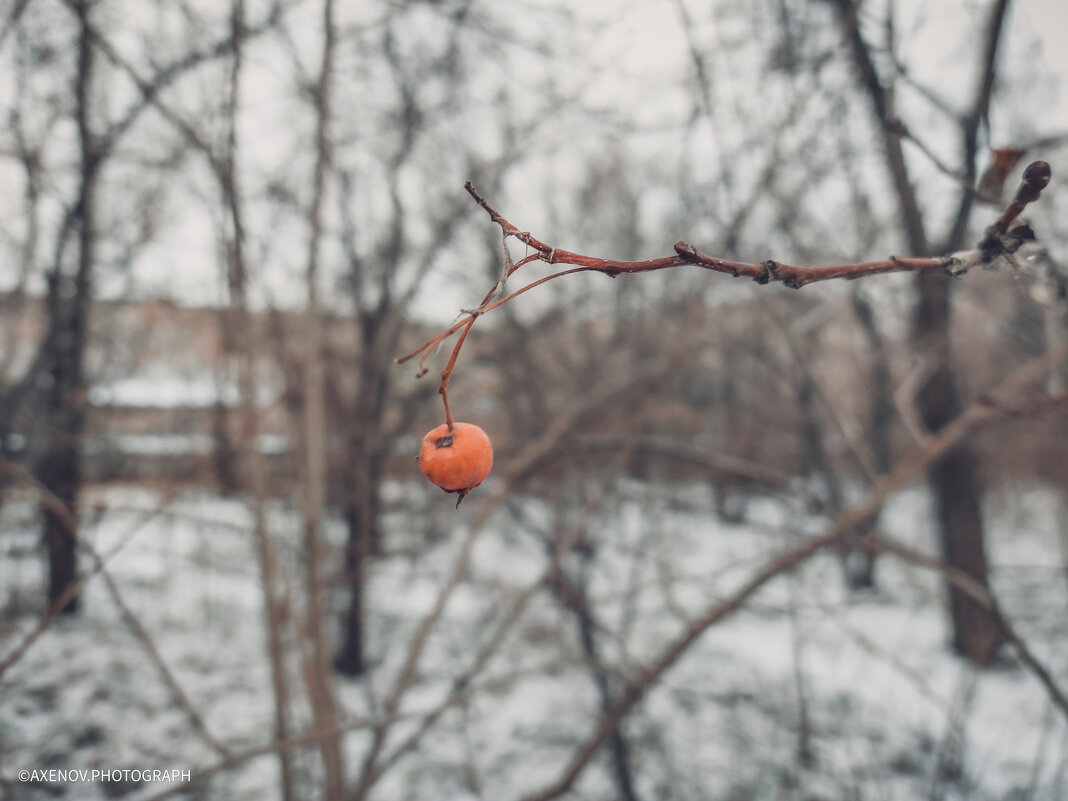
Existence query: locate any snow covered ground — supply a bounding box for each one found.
[1,479,1066,800]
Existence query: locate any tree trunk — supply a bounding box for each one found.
[1045,292,1068,604]
[221,3,296,798]
[564,552,641,801]
[298,0,346,789]
[827,0,1002,664]
[844,287,893,589]
[796,356,843,517]
[39,0,98,615]
[914,272,1002,665]
[335,452,381,677]
[334,314,391,677]
[335,509,368,677]
[209,392,240,494]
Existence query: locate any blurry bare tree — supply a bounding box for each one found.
[650,0,1062,663]
[298,0,345,794]
[290,3,538,678]
[824,0,1008,664]
[0,0,278,613]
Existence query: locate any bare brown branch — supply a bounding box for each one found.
[400,166,1052,438]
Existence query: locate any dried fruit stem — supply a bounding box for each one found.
[439,317,476,431]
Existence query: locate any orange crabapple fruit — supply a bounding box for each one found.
[418,422,493,503]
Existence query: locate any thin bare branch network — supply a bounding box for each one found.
[0,459,226,755]
[874,532,1068,726]
[397,164,1052,429]
[519,345,1067,801]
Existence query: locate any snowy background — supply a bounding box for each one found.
[2,479,1067,799]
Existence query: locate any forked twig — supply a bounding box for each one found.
[398,165,1052,429]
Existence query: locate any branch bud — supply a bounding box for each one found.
[1017,161,1051,204]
